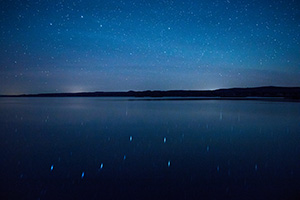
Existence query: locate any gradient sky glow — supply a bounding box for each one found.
[1,0,300,94]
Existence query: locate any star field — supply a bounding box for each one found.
[0,0,300,94]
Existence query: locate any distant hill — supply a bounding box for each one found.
[1,86,299,99]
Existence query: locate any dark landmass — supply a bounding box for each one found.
[1,86,299,100]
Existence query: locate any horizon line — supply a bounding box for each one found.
[1,86,300,97]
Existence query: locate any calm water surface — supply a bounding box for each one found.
[0,98,300,199]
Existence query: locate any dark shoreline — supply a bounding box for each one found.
[126,97,300,102]
[1,86,299,100]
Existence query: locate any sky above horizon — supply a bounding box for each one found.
[0,0,300,94]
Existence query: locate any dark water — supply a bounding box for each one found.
[0,98,300,200]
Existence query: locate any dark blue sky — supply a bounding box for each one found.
[1,0,300,94]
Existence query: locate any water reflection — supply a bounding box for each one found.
[0,98,299,199]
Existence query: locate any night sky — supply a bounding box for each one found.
[0,0,300,94]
